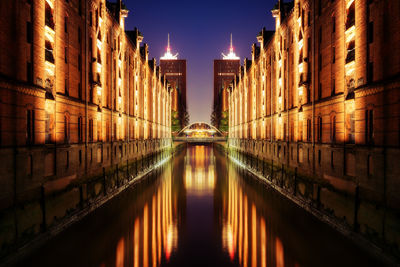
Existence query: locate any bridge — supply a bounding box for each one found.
[174,122,226,143]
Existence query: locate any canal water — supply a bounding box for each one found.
[17,145,386,267]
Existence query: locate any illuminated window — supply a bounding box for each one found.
[346,3,355,30]
[346,40,355,64]
[45,2,55,29]
[45,40,55,63]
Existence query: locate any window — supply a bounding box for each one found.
[346,3,355,30]
[64,16,68,33]
[64,114,70,143]
[319,27,322,44]
[317,116,322,142]
[78,0,82,16]
[65,78,69,96]
[318,53,322,71]
[368,21,374,44]
[365,109,374,144]
[65,46,68,63]
[318,83,322,99]
[26,109,35,145]
[78,116,83,142]
[78,82,82,99]
[332,46,335,63]
[26,21,33,43]
[331,78,336,96]
[332,16,336,33]
[318,0,322,16]
[306,119,311,141]
[45,41,55,63]
[330,115,336,143]
[89,119,94,142]
[89,12,93,26]
[97,120,101,142]
[346,41,355,63]
[318,150,322,166]
[45,2,55,29]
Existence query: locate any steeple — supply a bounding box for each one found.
[222,34,240,60]
[161,33,178,60]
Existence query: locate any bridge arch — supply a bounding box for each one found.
[177,122,223,137]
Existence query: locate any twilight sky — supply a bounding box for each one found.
[124,0,276,123]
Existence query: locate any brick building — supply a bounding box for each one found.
[159,35,187,131]
[229,0,400,252]
[212,35,240,131]
[0,0,172,248]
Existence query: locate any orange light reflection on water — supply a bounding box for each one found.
[222,164,288,267]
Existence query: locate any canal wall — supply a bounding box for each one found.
[0,141,183,263]
[218,142,400,261]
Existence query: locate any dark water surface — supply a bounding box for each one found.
[16,145,386,267]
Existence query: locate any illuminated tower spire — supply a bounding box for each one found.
[222,33,240,60]
[161,33,178,60]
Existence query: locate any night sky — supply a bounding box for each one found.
[124,0,276,123]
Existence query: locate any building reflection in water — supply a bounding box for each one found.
[109,164,179,267]
[221,161,298,267]
[184,145,216,195]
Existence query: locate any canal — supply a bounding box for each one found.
[16,145,386,267]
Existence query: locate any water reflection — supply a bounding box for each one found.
[220,158,295,267]
[17,145,385,267]
[111,164,179,267]
[184,145,215,195]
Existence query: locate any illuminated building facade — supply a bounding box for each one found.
[160,35,187,131]
[0,0,171,227]
[229,0,400,251]
[212,35,240,131]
